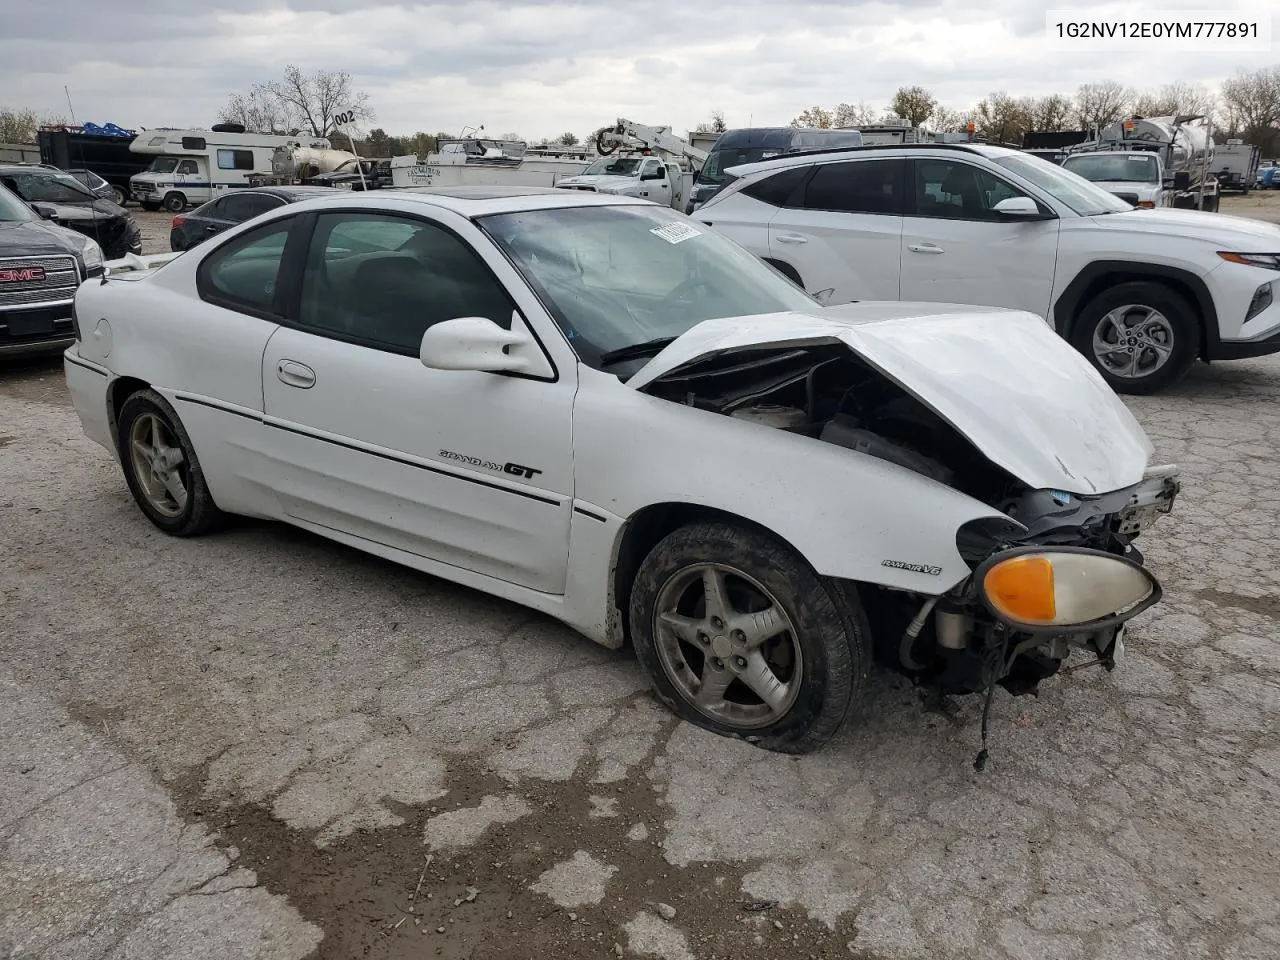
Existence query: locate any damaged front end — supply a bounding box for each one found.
[634,331,1179,724]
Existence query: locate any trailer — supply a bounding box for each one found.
[37,124,148,206]
[1213,140,1260,194]
[1066,115,1219,212]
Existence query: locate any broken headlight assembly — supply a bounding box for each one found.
[974,545,1162,633]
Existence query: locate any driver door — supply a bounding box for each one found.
[637,158,672,205]
[260,209,576,594]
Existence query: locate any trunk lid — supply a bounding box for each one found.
[627,303,1153,495]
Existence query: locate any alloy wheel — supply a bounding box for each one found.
[128,412,189,518]
[652,562,803,730]
[1091,304,1176,380]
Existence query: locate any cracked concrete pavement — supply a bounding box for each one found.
[2,327,1279,958]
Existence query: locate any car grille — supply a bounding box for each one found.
[0,255,80,308]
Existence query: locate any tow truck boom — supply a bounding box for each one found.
[598,119,709,167]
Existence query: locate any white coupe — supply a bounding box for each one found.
[64,187,1179,755]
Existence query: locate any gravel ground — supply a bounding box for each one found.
[1,196,1279,960]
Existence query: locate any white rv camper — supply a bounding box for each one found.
[128,123,333,211]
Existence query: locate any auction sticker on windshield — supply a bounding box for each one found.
[650,222,702,244]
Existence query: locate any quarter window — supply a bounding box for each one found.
[297,213,516,355]
[799,159,903,215]
[741,165,811,207]
[197,218,293,315]
[912,159,1030,220]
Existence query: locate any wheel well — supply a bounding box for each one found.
[761,257,804,288]
[106,375,150,449]
[609,502,805,646]
[1056,265,1213,359]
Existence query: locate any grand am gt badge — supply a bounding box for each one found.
[882,559,944,576]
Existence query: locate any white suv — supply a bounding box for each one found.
[692,143,1280,394]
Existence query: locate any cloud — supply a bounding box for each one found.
[1,0,1274,139]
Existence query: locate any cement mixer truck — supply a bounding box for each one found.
[1063,115,1219,211]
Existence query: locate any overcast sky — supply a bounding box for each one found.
[2,0,1275,140]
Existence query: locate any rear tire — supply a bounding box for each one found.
[117,389,225,536]
[629,521,869,754]
[1070,281,1198,395]
[162,192,186,213]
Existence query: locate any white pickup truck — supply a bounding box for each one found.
[1060,151,1165,208]
[554,154,692,210]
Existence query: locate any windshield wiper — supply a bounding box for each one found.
[598,336,678,366]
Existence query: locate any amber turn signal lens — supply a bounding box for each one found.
[983,555,1056,624]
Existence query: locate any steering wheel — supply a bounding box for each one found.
[667,276,709,304]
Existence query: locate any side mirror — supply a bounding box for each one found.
[30,202,58,220]
[992,196,1049,219]
[642,167,666,181]
[1173,171,1192,191]
[420,315,541,375]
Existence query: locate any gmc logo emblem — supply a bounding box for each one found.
[0,267,45,283]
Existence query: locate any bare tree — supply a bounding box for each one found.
[1218,68,1280,153]
[267,65,374,138]
[1131,81,1217,118]
[556,131,577,145]
[926,105,971,133]
[0,107,39,143]
[1029,94,1074,132]
[1075,81,1132,131]
[218,88,293,135]
[833,101,879,128]
[972,92,1034,144]
[889,86,937,127]
[791,106,833,129]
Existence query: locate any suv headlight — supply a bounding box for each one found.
[78,235,104,270]
[1218,252,1280,271]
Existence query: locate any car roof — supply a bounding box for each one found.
[250,185,345,200]
[721,141,1023,177]
[276,185,651,217]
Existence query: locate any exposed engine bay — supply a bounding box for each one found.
[640,342,1179,721]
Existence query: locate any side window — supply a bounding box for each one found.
[219,192,281,222]
[912,159,1031,220]
[217,149,255,171]
[176,160,199,175]
[241,193,284,219]
[297,213,516,355]
[742,165,811,208]
[197,218,293,315]
[799,159,903,215]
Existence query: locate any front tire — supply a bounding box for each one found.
[1070,281,1198,395]
[111,185,129,206]
[629,521,869,753]
[117,389,225,536]
[162,192,186,213]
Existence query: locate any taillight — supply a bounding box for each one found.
[172,215,186,228]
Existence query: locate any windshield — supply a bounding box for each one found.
[582,157,643,177]
[5,171,97,204]
[148,157,179,174]
[1062,154,1160,184]
[480,204,818,372]
[0,181,37,222]
[698,147,780,184]
[994,153,1134,216]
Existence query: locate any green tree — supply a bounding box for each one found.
[557,131,578,145]
[889,86,937,127]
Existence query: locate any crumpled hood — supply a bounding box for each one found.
[556,174,636,190]
[627,302,1154,495]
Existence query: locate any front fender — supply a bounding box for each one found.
[574,378,1010,594]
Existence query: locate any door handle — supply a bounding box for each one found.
[205,225,218,233]
[775,233,808,244]
[908,242,944,254]
[276,359,316,389]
